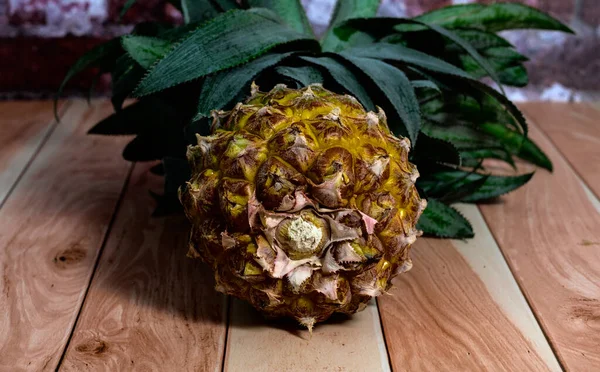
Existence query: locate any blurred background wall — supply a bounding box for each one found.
[1,0,598,101]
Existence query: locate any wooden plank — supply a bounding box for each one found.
[378,204,560,371]
[0,100,132,371]
[0,100,67,207]
[520,102,600,199]
[479,118,600,370]
[225,299,390,371]
[59,164,228,371]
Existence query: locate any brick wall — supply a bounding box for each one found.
[1,0,598,101]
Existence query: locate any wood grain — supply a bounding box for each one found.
[59,163,228,372]
[378,204,559,371]
[0,100,131,371]
[225,299,390,372]
[520,102,600,199]
[0,100,66,207]
[479,119,600,370]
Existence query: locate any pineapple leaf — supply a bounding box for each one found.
[247,0,313,36]
[343,43,473,79]
[338,18,506,93]
[134,8,319,97]
[275,65,324,87]
[460,148,515,169]
[497,65,528,87]
[123,132,186,161]
[412,134,460,166]
[300,56,375,111]
[213,0,240,11]
[417,21,505,95]
[111,55,144,111]
[462,172,534,202]
[423,171,534,203]
[411,80,440,92]
[415,3,573,33]
[340,56,421,143]
[194,52,293,119]
[119,0,137,20]
[422,121,499,150]
[121,35,173,69]
[89,98,180,136]
[450,29,512,50]
[55,38,122,119]
[479,123,552,171]
[163,156,191,196]
[181,0,220,24]
[321,0,381,52]
[438,174,490,204]
[417,199,474,238]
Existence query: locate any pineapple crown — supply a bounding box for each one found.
[57,0,572,239]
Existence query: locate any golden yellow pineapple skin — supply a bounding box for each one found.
[180,84,425,329]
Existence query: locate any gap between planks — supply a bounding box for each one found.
[58,163,228,372]
[0,100,132,371]
[378,204,560,372]
[477,107,600,370]
[0,100,69,209]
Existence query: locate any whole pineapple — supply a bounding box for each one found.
[180,84,425,329]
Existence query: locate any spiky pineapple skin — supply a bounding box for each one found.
[180,84,425,328]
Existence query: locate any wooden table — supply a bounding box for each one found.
[0,100,599,371]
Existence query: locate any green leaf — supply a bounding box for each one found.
[340,56,421,143]
[417,21,505,94]
[451,30,512,50]
[344,43,473,79]
[463,172,533,202]
[55,38,122,119]
[89,98,180,136]
[321,0,381,52]
[479,123,552,171]
[412,134,460,166]
[416,3,573,33]
[163,156,191,195]
[248,0,313,36]
[119,0,137,20]
[460,148,515,168]
[438,173,490,203]
[424,171,534,202]
[411,80,440,92]
[194,52,292,119]
[422,121,498,150]
[121,35,173,69]
[181,0,219,24]
[275,65,324,87]
[417,199,474,238]
[339,18,506,93]
[213,0,239,11]
[111,55,145,111]
[497,65,528,87]
[299,56,375,111]
[123,133,186,161]
[134,8,318,96]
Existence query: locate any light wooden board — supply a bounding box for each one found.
[378,204,559,371]
[0,100,67,207]
[225,299,390,371]
[0,100,131,371]
[479,120,600,370]
[59,164,228,371]
[520,102,600,199]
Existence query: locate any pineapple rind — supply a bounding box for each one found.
[180,84,425,327]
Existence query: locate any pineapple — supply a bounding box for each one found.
[61,1,571,328]
[180,84,425,328]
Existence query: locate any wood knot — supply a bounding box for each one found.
[54,244,86,268]
[75,339,109,355]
